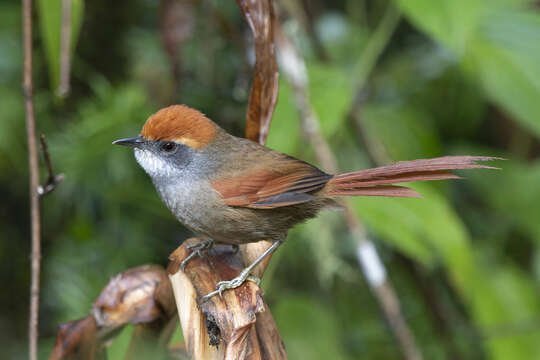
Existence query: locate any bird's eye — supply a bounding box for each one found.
[161,142,177,152]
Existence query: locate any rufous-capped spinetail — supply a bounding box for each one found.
[113,105,500,300]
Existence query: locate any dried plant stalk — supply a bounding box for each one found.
[237,0,280,287]
[238,0,279,145]
[168,238,286,360]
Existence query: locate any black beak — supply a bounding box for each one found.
[112,136,144,148]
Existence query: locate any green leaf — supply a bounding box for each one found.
[266,78,301,154]
[273,294,350,360]
[351,178,540,359]
[308,63,352,138]
[467,16,540,138]
[465,157,540,242]
[268,62,352,154]
[396,0,540,138]
[350,183,469,269]
[472,265,540,360]
[361,104,441,160]
[395,0,482,54]
[107,325,132,360]
[37,0,84,93]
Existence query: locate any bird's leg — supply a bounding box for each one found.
[180,238,214,270]
[200,240,283,302]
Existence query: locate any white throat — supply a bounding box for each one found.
[134,148,178,179]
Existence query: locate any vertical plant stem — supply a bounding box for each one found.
[22,0,41,359]
[57,0,72,97]
[276,14,423,360]
[349,6,422,358]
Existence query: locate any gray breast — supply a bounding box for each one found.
[155,178,224,236]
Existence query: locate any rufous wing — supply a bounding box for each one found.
[211,159,333,209]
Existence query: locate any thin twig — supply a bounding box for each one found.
[22,0,41,358]
[37,134,64,196]
[277,0,330,62]
[57,0,72,97]
[276,20,423,360]
[299,0,329,62]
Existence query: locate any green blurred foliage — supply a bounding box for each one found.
[37,0,84,92]
[1,0,540,359]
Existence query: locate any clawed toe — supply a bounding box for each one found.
[246,275,260,286]
[200,273,261,302]
[181,238,214,270]
[180,250,200,270]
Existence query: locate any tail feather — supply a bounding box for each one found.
[326,156,501,198]
[330,185,423,198]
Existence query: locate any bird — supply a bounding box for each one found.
[113,104,499,300]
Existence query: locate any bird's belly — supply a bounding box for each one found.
[156,181,289,244]
[177,206,278,245]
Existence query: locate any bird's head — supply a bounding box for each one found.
[113,105,218,181]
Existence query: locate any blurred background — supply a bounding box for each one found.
[2,0,540,358]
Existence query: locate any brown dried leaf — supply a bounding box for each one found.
[92,265,176,330]
[238,0,279,145]
[50,265,178,360]
[168,238,286,360]
[48,316,104,360]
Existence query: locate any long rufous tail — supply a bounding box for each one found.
[325,156,501,198]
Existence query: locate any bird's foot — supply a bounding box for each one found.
[180,238,214,270]
[199,240,283,303]
[200,270,260,302]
